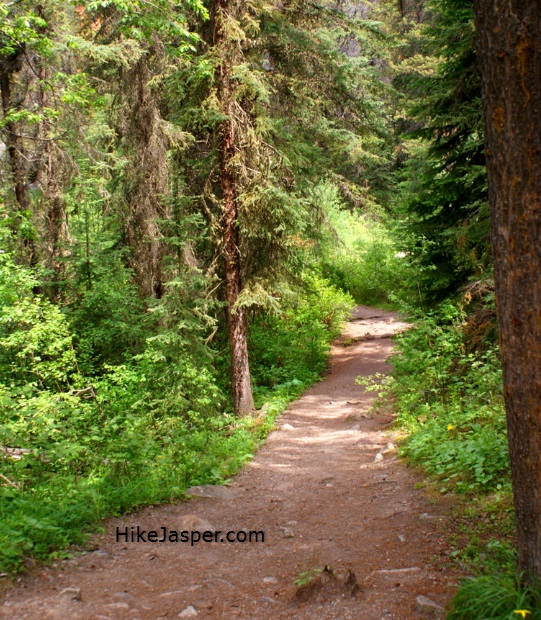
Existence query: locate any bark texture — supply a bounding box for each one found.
[0,59,28,212]
[474,1,541,582]
[0,47,38,267]
[121,54,168,299]
[213,0,255,416]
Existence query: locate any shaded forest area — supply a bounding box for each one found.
[1,1,539,617]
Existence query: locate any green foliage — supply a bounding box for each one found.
[449,569,541,619]
[0,317,244,573]
[0,245,219,572]
[250,271,354,393]
[393,0,489,301]
[0,332,301,574]
[67,258,150,372]
[0,2,52,58]
[381,300,508,494]
[0,249,79,390]
[315,183,413,306]
[0,223,350,572]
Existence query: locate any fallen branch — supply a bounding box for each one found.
[0,473,20,490]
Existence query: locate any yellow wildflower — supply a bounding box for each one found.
[514,611,531,618]
[447,424,454,431]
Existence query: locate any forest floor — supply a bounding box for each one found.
[0,306,461,620]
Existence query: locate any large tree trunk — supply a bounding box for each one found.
[213,0,255,416]
[474,1,541,583]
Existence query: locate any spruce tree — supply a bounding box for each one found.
[393,0,488,300]
[169,0,389,414]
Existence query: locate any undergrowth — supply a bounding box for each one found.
[0,252,352,573]
[448,569,541,619]
[315,182,412,307]
[383,299,508,494]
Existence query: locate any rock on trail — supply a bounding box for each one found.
[0,306,459,619]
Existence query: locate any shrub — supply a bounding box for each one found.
[249,271,354,393]
[314,182,413,307]
[381,300,508,493]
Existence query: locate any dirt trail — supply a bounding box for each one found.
[0,306,459,619]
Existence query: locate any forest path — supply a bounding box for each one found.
[1,306,459,620]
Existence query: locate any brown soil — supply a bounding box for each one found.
[0,306,461,619]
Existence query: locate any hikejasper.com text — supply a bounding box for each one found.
[116,526,265,546]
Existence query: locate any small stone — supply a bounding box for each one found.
[184,485,237,500]
[60,587,82,601]
[286,520,298,526]
[194,600,213,609]
[105,602,130,610]
[177,515,216,532]
[260,596,279,605]
[398,535,406,543]
[325,483,334,488]
[263,576,278,584]
[179,606,198,618]
[419,513,443,520]
[112,592,137,606]
[374,453,384,463]
[279,527,294,538]
[282,424,295,431]
[382,442,396,454]
[416,595,444,617]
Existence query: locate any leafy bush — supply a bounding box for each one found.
[383,300,508,493]
[0,251,247,572]
[67,257,150,372]
[0,340,267,573]
[249,272,354,394]
[314,182,413,307]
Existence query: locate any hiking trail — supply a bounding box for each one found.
[0,306,460,619]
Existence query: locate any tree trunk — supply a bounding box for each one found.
[121,55,167,299]
[0,49,37,267]
[38,68,66,298]
[213,0,255,416]
[0,63,27,213]
[474,1,541,583]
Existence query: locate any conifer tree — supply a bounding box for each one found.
[393,0,488,300]
[212,0,255,414]
[170,0,389,414]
